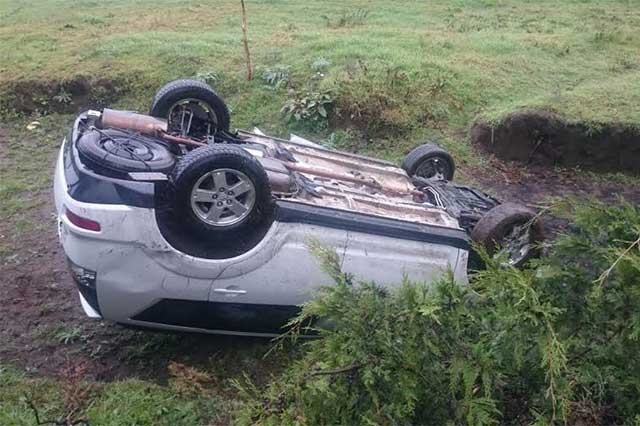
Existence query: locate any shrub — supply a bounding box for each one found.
[234,200,640,425]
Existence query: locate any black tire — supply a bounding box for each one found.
[402,143,455,181]
[76,128,176,174]
[471,203,544,267]
[170,145,274,238]
[150,79,230,137]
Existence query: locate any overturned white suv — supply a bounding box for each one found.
[54,79,543,336]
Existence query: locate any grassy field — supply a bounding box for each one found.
[1,0,639,128]
[1,0,639,424]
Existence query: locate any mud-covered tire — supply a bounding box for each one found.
[170,145,274,240]
[150,79,231,136]
[402,143,455,181]
[471,202,544,267]
[76,128,176,174]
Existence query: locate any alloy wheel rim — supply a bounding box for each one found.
[190,168,256,227]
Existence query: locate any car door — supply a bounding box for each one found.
[205,221,347,333]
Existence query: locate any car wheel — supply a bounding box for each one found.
[402,143,455,181]
[76,128,176,174]
[470,203,544,268]
[170,145,274,239]
[150,79,231,139]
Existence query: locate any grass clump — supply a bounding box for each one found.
[235,200,640,425]
[328,61,467,137]
[322,9,370,29]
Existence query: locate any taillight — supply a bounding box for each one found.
[64,206,101,232]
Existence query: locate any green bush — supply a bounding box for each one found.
[235,200,640,425]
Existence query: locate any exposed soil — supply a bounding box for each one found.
[470,154,640,208]
[1,76,127,114]
[471,111,640,174]
[1,125,639,386]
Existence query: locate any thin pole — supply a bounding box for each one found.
[240,0,253,81]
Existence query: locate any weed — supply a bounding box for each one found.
[54,326,83,345]
[593,29,619,44]
[38,303,54,316]
[80,15,108,26]
[322,9,369,28]
[261,65,290,89]
[322,129,365,151]
[281,89,333,128]
[609,54,637,72]
[123,332,181,362]
[168,362,215,398]
[57,361,94,422]
[311,57,331,73]
[311,57,331,81]
[194,70,221,86]
[53,88,72,105]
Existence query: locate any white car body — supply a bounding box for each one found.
[54,116,469,336]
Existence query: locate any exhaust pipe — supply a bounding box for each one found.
[100,108,168,135]
[98,108,205,147]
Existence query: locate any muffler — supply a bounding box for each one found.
[99,108,168,135]
[98,108,205,147]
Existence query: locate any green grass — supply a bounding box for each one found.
[1,0,639,127]
[0,366,222,426]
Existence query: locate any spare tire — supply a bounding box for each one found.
[76,128,176,174]
[170,145,274,241]
[150,79,230,139]
[471,202,544,267]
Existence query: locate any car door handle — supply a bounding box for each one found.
[213,288,247,295]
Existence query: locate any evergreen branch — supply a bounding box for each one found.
[594,233,640,287]
[308,363,362,377]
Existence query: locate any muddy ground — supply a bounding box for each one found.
[1,127,639,386]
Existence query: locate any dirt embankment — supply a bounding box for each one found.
[471,111,640,174]
[1,76,127,114]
